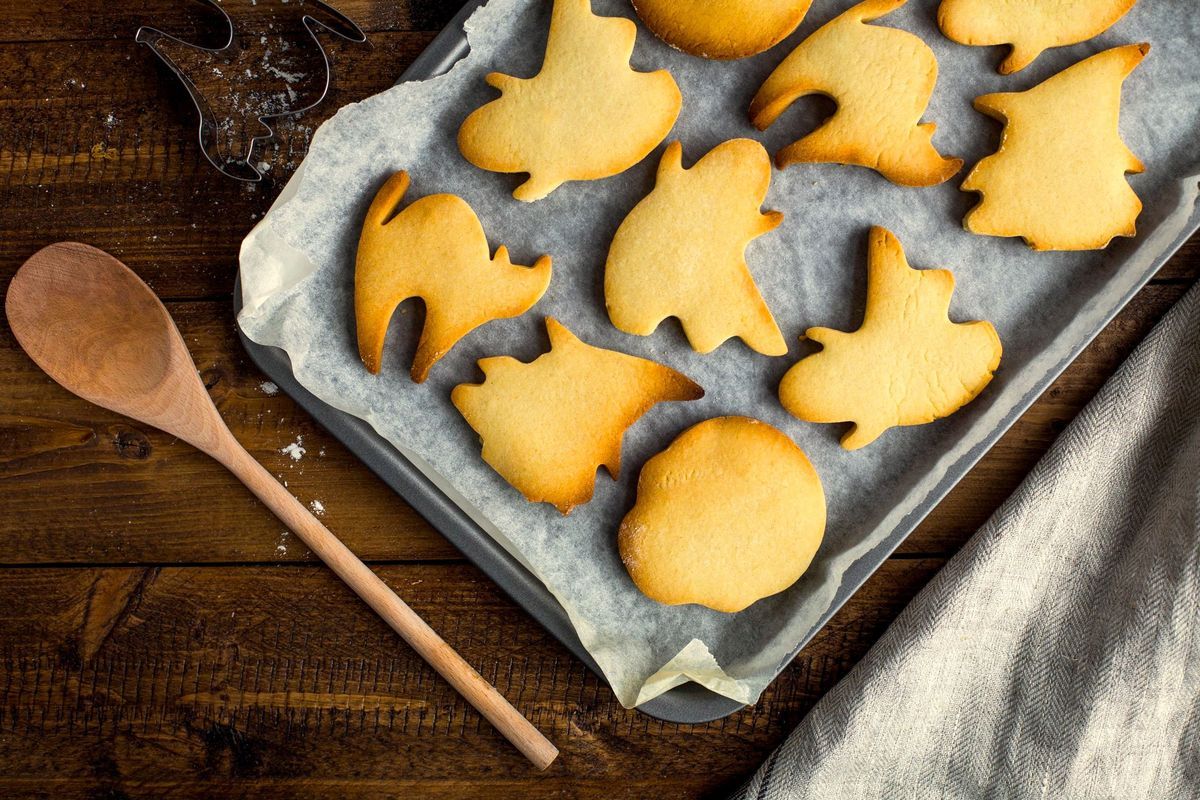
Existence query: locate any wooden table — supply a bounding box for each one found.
[1,2,1195,797]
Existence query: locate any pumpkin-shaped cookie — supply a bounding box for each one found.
[619,416,825,613]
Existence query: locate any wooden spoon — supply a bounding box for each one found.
[5,242,559,770]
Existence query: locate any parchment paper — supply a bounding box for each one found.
[238,0,1200,708]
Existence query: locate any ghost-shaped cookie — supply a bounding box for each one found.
[457,0,682,201]
[604,139,787,356]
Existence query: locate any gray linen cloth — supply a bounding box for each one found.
[735,281,1200,799]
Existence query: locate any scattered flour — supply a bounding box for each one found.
[309,500,325,516]
[259,380,279,395]
[264,63,306,83]
[280,435,305,461]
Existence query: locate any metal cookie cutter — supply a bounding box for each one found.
[137,0,366,182]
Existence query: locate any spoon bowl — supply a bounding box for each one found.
[6,242,221,449]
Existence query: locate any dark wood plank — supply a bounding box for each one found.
[0,558,941,798]
[0,281,1190,565]
[0,31,437,299]
[0,301,456,564]
[1,31,435,186]
[0,0,463,43]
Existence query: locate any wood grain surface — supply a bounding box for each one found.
[0,1,1196,797]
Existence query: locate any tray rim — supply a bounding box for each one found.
[235,0,1200,724]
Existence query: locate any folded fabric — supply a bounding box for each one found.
[735,281,1200,799]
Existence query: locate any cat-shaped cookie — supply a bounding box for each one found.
[355,171,551,381]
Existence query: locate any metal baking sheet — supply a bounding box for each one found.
[235,0,1200,723]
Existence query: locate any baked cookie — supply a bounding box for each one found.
[938,0,1138,74]
[779,227,1001,450]
[749,0,962,186]
[452,318,703,514]
[355,171,552,382]
[457,0,681,202]
[604,139,787,356]
[962,44,1148,252]
[618,416,825,613]
[631,0,813,60]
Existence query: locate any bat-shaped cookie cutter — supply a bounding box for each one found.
[136,0,366,182]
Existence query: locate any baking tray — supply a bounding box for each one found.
[235,0,1200,724]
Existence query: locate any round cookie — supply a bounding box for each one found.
[631,0,813,60]
[618,416,825,613]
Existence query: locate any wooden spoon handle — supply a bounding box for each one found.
[214,439,559,770]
